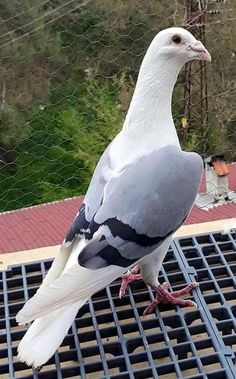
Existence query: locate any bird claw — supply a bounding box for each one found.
[119,265,142,298]
[143,281,198,316]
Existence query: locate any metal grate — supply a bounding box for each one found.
[1,231,236,379]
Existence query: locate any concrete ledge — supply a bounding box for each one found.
[1,218,236,270]
[174,217,236,238]
[0,245,59,270]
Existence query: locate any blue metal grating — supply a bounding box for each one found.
[0,231,236,378]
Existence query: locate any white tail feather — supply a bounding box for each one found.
[17,300,86,368]
[16,237,125,367]
[16,265,124,324]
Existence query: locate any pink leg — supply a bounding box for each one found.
[143,281,198,315]
[119,265,143,298]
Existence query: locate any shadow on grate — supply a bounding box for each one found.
[0,232,236,378]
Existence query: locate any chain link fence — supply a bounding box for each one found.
[0,0,235,212]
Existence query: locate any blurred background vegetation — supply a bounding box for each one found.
[0,0,235,211]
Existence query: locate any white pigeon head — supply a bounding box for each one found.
[150,27,211,64]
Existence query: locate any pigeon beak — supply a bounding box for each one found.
[188,41,212,62]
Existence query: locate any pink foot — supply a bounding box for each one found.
[119,265,143,298]
[143,281,199,315]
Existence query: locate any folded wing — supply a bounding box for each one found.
[79,145,203,268]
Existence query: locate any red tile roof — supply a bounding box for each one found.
[0,163,236,254]
[0,197,83,254]
[185,202,236,225]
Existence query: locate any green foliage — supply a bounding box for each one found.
[0,0,235,211]
[0,76,122,210]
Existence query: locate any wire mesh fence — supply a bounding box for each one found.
[0,0,235,212]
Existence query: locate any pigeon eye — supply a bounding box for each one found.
[172,35,182,45]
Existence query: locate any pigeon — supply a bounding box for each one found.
[16,27,211,368]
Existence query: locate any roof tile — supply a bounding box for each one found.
[1,163,236,254]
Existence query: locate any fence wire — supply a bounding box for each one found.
[0,0,235,212]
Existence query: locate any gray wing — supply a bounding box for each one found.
[37,139,115,287]
[78,145,203,269]
[64,141,112,244]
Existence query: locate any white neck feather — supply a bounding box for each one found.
[122,45,183,148]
